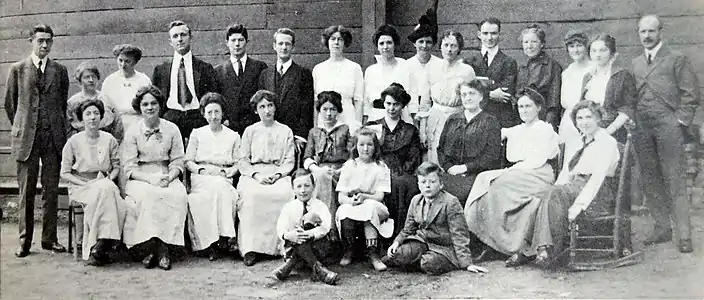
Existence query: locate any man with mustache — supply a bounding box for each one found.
[632,15,699,253]
[5,24,69,257]
[152,20,219,139]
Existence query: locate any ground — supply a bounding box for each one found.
[0,195,702,300]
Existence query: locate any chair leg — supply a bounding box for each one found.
[68,206,74,254]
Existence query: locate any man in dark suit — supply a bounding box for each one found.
[215,24,268,134]
[464,18,519,128]
[258,28,314,138]
[632,15,699,253]
[4,24,69,257]
[152,20,219,138]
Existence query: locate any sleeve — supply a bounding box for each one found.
[335,161,353,193]
[167,125,185,175]
[393,195,421,245]
[446,196,474,268]
[276,202,294,239]
[363,68,373,117]
[546,61,563,113]
[60,66,70,116]
[353,64,365,103]
[302,129,317,170]
[109,136,120,172]
[151,65,161,92]
[572,139,619,211]
[60,139,75,176]
[614,71,637,120]
[402,127,423,174]
[122,130,139,179]
[674,54,700,126]
[502,57,519,96]
[275,128,296,176]
[4,65,18,123]
[311,201,332,240]
[374,163,392,194]
[184,130,198,164]
[514,125,559,169]
[312,65,321,99]
[231,133,241,167]
[238,127,255,177]
[436,118,452,170]
[464,117,502,173]
[298,68,315,137]
[205,63,220,95]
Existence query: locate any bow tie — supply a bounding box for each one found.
[144,128,160,139]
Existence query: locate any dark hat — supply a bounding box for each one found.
[408,6,438,44]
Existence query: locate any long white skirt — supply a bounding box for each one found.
[122,179,188,248]
[187,174,239,251]
[69,178,126,260]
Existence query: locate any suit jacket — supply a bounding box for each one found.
[151,55,220,107]
[4,57,69,161]
[393,190,474,269]
[465,49,519,127]
[215,58,268,134]
[632,44,700,127]
[258,61,314,138]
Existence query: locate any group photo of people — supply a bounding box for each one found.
[3,0,699,293]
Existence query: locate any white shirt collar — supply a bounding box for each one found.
[384,116,400,132]
[481,45,499,66]
[30,53,48,71]
[277,59,293,75]
[645,41,663,60]
[173,51,193,66]
[230,54,248,73]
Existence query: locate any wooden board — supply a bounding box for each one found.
[267,1,362,29]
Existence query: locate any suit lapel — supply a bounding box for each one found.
[43,59,56,90]
[192,57,202,96]
[279,62,298,101]
[424,193,445,225]
[643,46,669,77]
[164,59,174,93]
[487,51,504,77]
[23,58,40,97]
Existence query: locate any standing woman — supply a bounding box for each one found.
[425,31,476,163]
[312,26,364,130]
[366,83,423,236]
[60,99,125,266]
[558,31,592,157]
[437,80,502,206]
[303,91,353,239]
[185,93,241,261]
[66,62,121,140]
[516,24,563,131]
[363,25,412,124]
[122,85,188,271]
[102,44,152,136]
[237,90,296,266]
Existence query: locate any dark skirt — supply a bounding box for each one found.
[386,174,420,238]
[443,173,478,208]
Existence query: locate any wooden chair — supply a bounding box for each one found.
[564,126,644,271]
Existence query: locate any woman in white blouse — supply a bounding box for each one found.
[102,44,152,136]
[558,31,591,158]
[312,25,364,130]
[185,93,241,261]
[464,87,559,266]
[529,100,620,268]
[363,24,412,124]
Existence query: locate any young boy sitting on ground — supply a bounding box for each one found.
[382,162,488,275]
[267,169,339,286]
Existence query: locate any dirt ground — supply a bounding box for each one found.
[0,194,702,300]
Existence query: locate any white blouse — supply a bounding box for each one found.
[363,57,412,122]
[406,54,444,116]
[502,120,559,169]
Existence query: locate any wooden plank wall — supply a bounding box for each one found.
[0,0,367,180]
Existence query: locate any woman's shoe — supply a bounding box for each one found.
[85,252,103,266]
[339,250,354,266]
[504,253,528,268]
[158,256,172,270]
[243,253,257,266]
[142,254,157,269]
[534,247,551,269]
[208,247,218,262]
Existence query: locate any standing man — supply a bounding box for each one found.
[258,28,314,139]
[633,15,699,253]
[464,18,519,128]
[152,20,219,139]
[5,24,69,257]
[215,24,268,135]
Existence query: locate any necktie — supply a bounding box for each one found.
[236,58,243,77]
[568,137,595,171]
[422,198,430,222]
[178,58,192,106]
[144,128,160,139]
[36,60,44,90]
[483,51,489,68]
[302,203,308,216]
[278,64,284,76]
[646,53,653,65]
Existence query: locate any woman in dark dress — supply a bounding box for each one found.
[437,79,502,206]
[366,83,423,236]
[303,91,353,239]
[516,24,563,130]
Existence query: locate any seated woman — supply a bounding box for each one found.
[304,91,353,239]
[268,169,339,286]
[437,79,502,206]
[185,93,241,261]
[60,99,126,266]
[66,62,121,140]
[464,87,559,266]
[366,83,423,236]
[237,90,296,267]
[383,162,487,275]
[528,100,621,268]
[336,127,394,271]
[122,85,188,271]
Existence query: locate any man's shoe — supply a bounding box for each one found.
[142,254,157,269]
[339,250,354,266]
[243,253,257,266]
[313,262,339,285]
[644,229,673,246]
[41,242,67,253]
[15,247,30,258]
[678,239,694,253]
[271,258,298,280]
[158,256,172,270]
